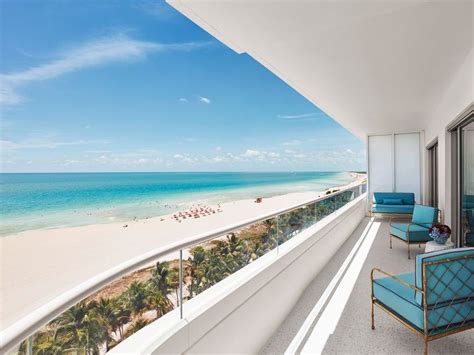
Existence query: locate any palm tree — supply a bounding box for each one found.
[186,246,206,298]
[123,318,152,339]
[94,297,131,351]
[19,327,65,355]
[148,261,179,317]
[146,288,174,318]
[124,281,149,316]
[168,267,180,306]
[54,301,106,355]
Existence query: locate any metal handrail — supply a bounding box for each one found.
[0,182,366,352]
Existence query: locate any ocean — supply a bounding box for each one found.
[0,171,355,235]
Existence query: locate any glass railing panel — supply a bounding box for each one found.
[183,217,278,301]
[17,251,181,354]
[277,204,316,244]
[8,183,367,354]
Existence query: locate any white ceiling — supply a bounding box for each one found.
[168,0,473,140]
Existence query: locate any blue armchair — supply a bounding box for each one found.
[371,248,474,355]
[389,205,439,259]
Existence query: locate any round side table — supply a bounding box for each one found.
[425,240,454,253]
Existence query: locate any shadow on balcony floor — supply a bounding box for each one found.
[260,217,473,354]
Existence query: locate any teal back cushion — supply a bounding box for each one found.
[383,198,403,205]
[373,192,415,205]
[415,248,474,305]
[411,205,438,227]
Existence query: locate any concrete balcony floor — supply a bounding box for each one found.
[261,217,473,354]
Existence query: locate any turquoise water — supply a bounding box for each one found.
[0,172,354,235]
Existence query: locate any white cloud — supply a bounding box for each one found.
[0,86,23,105]
[0,34,214,105]
[293,153,306,159]
[267,152,280,158]
[277,112,319,120]
[136,1,176,20]
[243,149,260,157]
[198,96,211,104]
[226,152,242,161]
[179,97,188,103]
[173,153,194,163]
[282,139,302,146]
[84,150,112,154]
[0,138,109,150]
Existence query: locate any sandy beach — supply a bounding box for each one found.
[0,173,365,331]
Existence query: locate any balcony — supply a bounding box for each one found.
[2,179,473,354]
[261,218,473,354]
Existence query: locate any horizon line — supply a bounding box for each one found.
[0,170,367,174]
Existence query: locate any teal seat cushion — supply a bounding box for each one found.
[373,271,474,332]
[412,205,438,228]
[373,272,424,330]
[390,223,431,242]
[372,204,414,214]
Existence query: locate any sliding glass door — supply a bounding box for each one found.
[461,121,474,246]
[427,141,438,208]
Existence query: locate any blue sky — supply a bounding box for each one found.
[0,0,366,173]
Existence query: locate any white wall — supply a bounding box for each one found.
[423,47,473,227]
[110,195,367,354]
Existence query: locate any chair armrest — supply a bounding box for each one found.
[371,268,424,294]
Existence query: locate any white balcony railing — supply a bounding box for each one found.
[0,182,366,354]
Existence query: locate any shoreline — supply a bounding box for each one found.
[0,172,364,237]
[0,173,366,331]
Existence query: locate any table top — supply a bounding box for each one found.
[425,240,454,252]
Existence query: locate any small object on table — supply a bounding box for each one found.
[425,240,454,253]
[428,224,451,244]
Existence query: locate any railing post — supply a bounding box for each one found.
[276,215,280,254]
[179,249,183,319]
[26,336,33,355]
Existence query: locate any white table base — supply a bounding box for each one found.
[425,240,454,253]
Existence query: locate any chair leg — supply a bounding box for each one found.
[371,300,375,330]
[389,234,392,249]
[407,243,411,260]
[418,243,421,248]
